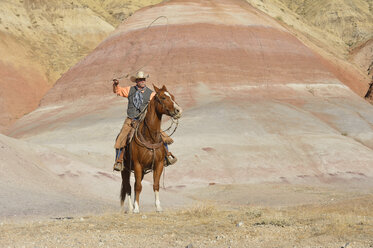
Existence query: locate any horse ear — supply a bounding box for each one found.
[153,84,160,93]
[161,85,167,91]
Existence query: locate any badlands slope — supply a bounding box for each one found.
[3,0,373,217]
[245,0,372,96]
[0,132,187,218]
[1,0,371,131]
[246,0,373,69]
[0,0,162,131]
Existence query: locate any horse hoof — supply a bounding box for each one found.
[133,209,139,214]
[156,206,163,213]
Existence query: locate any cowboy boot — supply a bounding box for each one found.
[113,148,125,171]
[165,151,177,167]
[161,131,174,145]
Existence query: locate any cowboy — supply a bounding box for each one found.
[112,71,177,171]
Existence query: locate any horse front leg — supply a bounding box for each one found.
[153,161,164,212]
[133,161,143,214]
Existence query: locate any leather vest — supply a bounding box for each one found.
[127,86,153,119]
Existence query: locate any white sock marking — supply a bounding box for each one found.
[134,201,139,213]
[126,194,133,212]
[154,190,162,212]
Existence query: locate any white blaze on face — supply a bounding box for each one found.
[164,91,183,117]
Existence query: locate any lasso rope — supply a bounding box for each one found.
[113,15,170,81]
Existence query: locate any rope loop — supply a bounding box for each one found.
[112,15,169,81]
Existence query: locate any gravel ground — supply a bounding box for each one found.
[1,193,372,248]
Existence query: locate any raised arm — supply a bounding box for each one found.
[112,79,119,93]
[112,79,130,98]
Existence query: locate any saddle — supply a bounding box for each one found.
[126,120,173,146]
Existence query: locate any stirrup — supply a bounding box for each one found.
[113,161,124,171]
[165,154,177,167]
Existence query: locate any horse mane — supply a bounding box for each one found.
[137,95,156,122]
[133,95,163,147]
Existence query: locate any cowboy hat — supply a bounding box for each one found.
[130,71,149,82]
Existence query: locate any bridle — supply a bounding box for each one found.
[155,93,174,117]
[154,93,179,136]
[126,91,180,174]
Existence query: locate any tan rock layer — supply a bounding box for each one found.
[0,0,162,131]
[245,0,372,94]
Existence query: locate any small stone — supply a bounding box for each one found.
[236,221,244,227]
[216,235,225,240]
[80,217,84,221]
[185,244,193,248]
[142,215,147,219]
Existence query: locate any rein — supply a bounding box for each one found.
[132,98,164,174]
[163,117,179,136]
[133,101,163,150]
[128,94,179,174]
[154,94,179,136]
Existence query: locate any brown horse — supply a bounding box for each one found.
[120,84,182,213]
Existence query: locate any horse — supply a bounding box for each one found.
[120,84,182,213]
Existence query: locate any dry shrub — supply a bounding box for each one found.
[181,203,216,218]
[317,212,371,239]
[245,208,263,219]
[285,196,373,239]
[254,211,293,227]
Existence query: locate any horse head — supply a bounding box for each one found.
[153,84,182,119]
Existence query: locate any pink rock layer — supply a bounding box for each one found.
[6,0,373,191]
[41,0,362,107]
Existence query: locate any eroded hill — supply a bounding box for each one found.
[1,0,372,131]
[0,0,162,131]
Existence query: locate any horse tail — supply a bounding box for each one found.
[120,170,126,206]
[120,147,132,206]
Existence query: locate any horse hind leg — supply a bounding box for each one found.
[120,167,133,213]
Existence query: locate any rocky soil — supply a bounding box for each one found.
[1,184,372,248]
